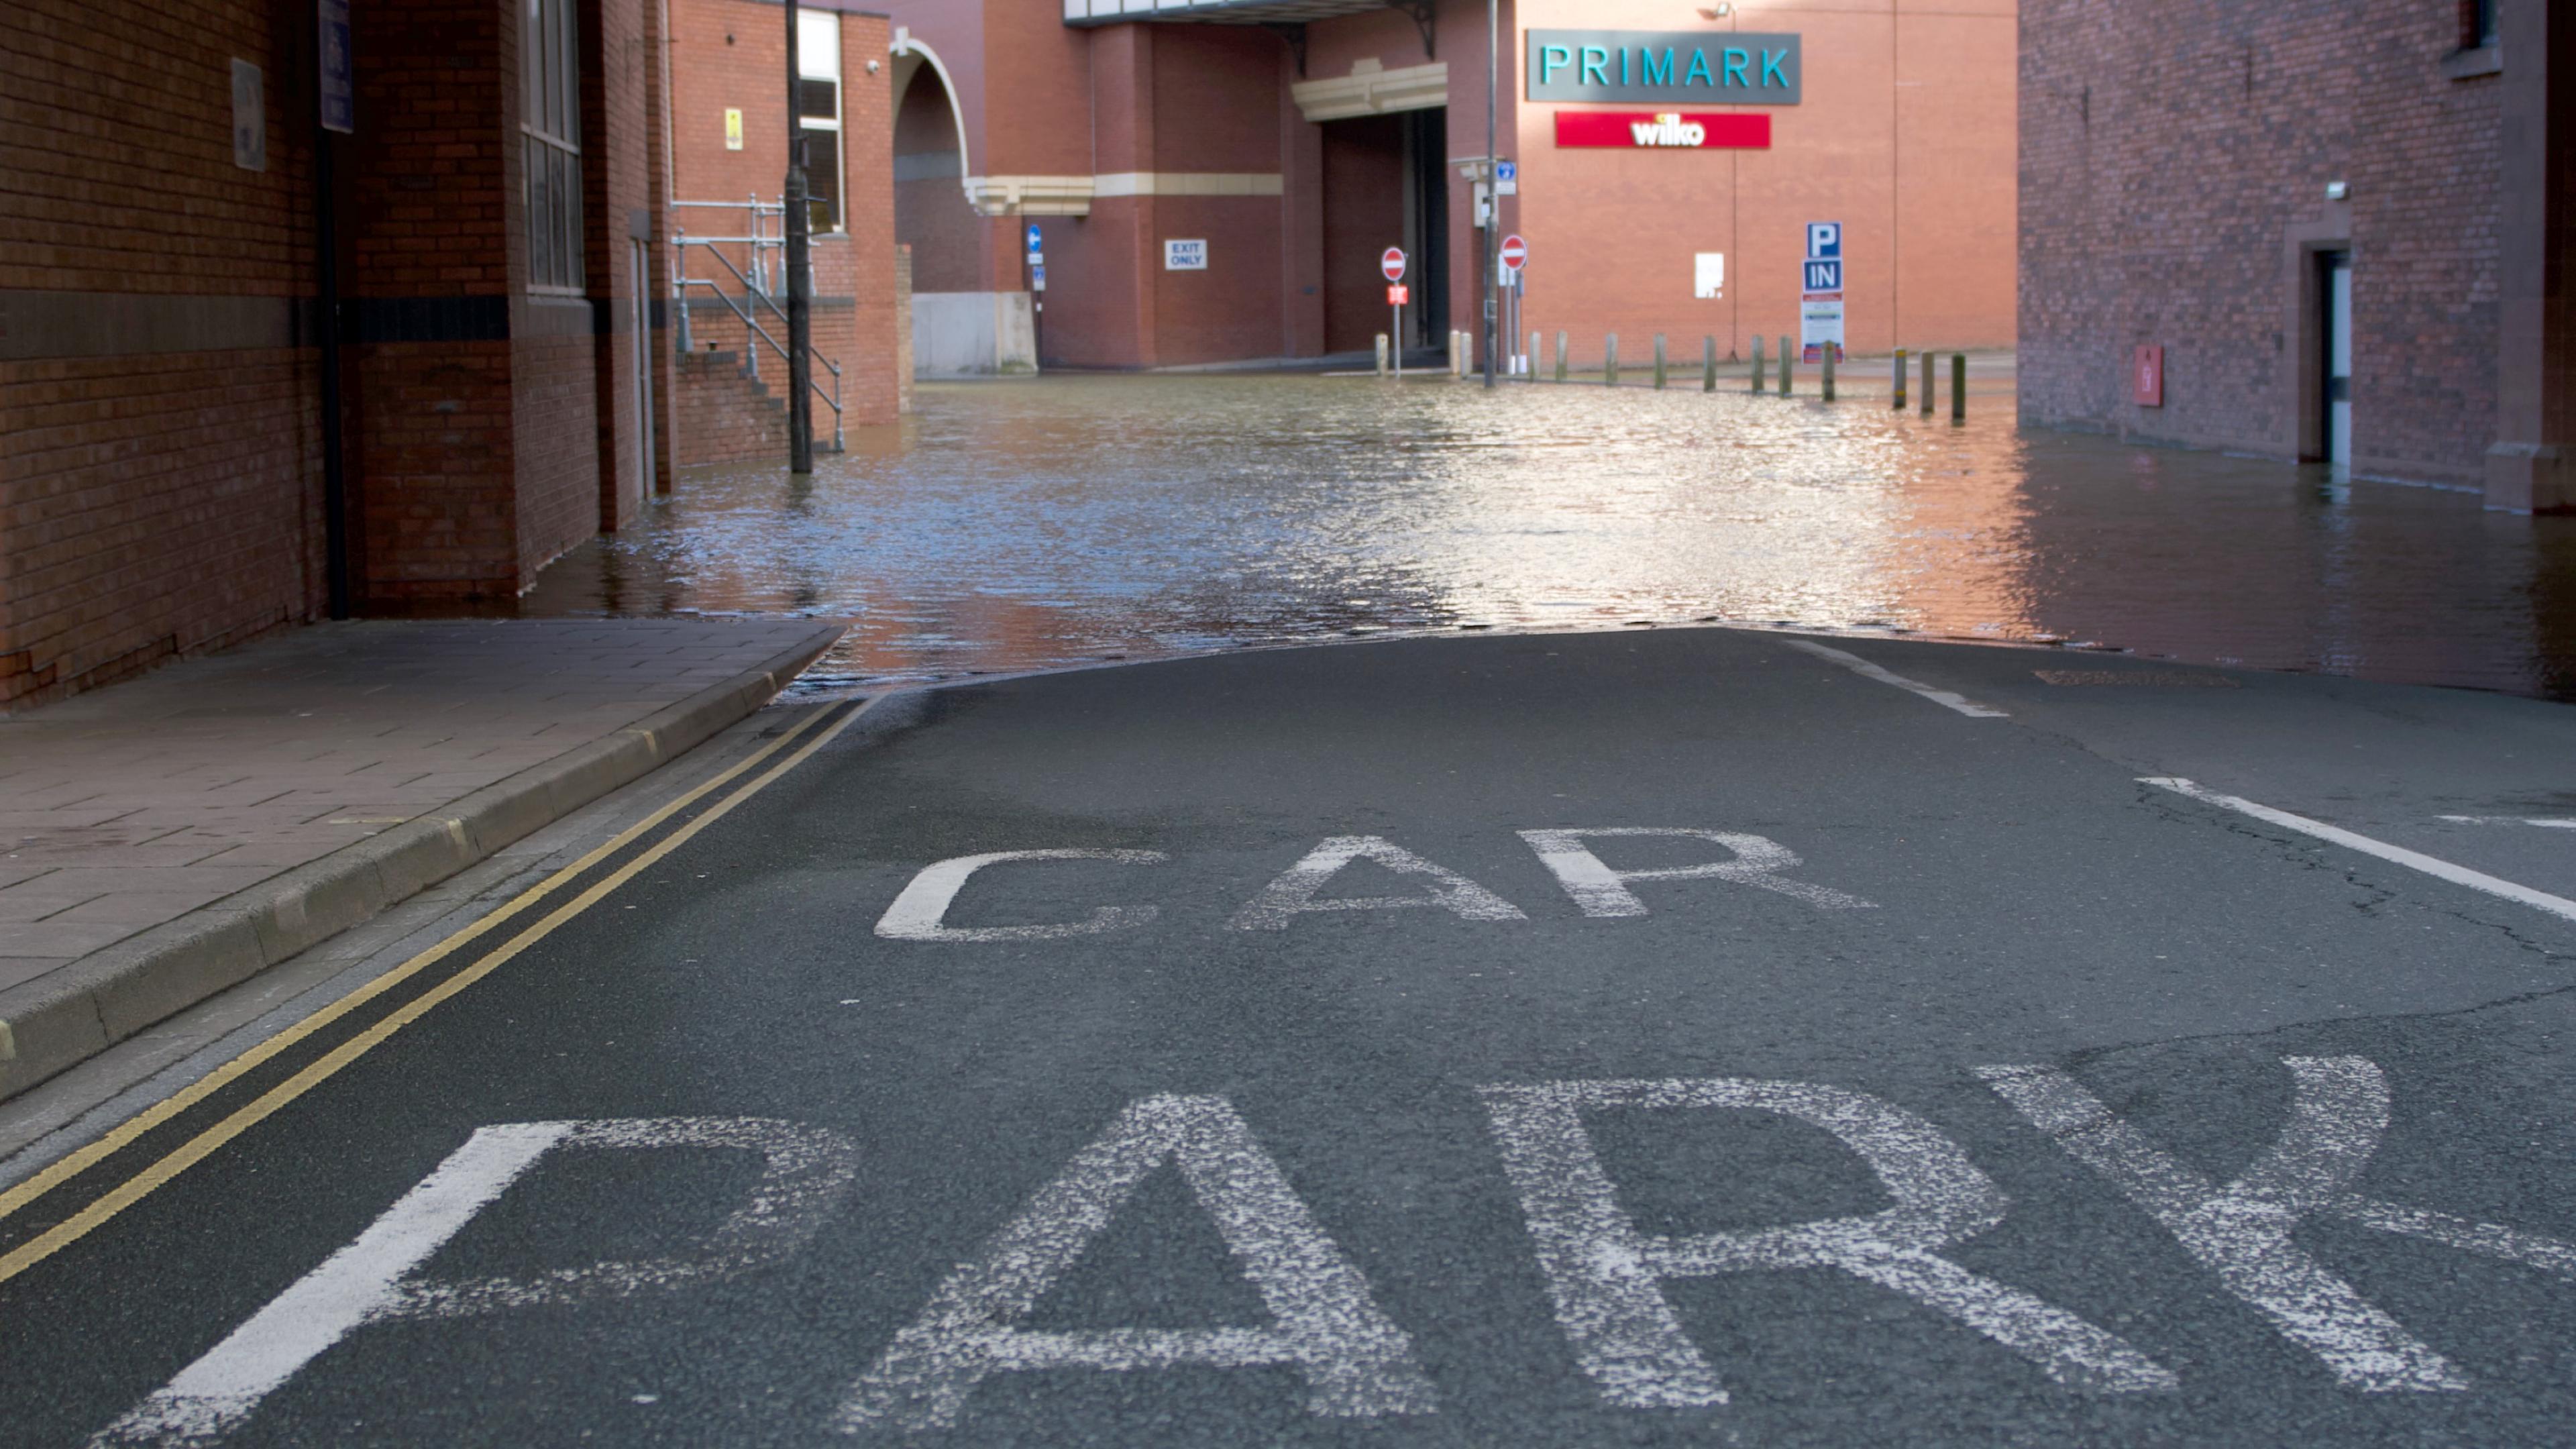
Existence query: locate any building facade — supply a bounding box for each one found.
[2019,0,2573,506]
[862,0,2017,374]
[3,0,672,707]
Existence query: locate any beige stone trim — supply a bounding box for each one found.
[1092,172,1285,199]
[963,174,1097,217]
[1291,59,1447,123]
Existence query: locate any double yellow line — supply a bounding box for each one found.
[0,694,877,1287]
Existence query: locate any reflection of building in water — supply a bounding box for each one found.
[854,0,2014,375]
[2019,0,2572,508]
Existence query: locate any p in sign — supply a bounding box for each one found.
[1381,247,1407,282]
[1801,258,1842,294]
[1499,234,1527,271]
[1807,221,1841,259]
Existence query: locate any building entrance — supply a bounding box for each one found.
[2322,252,2353,469]
[1321,108,1446,356]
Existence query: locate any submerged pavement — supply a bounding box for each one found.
[9,628,2576,1444]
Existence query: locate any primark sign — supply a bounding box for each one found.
[1526,30,1802,105]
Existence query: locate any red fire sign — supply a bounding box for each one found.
[1381,248,1407,282]
[1553,112,1770,150]
[1387,284,1410,306]
[2134,344,2164,407]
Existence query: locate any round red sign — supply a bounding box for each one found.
[1380,248,1407,282]
[1499,234,1527,270]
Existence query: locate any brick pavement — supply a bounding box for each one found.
[0,619,839,1000]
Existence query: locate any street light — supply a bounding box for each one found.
[784,0,815,473]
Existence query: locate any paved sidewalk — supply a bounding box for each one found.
[0,618,843,1097]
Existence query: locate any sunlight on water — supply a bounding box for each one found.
[519,374,2576,699]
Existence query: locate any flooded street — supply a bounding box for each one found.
[521,371,2576,698]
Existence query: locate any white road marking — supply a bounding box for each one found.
[875,849,1168,942]
[94,1117,857,1446]
[2145,777,2576,925]
[1517,828,1875,914]
[2436,815,2576,830]
[1784,639,2008,718]
[1477,1077,2174,1408]
[838,1094,1435,1432]
[1228,835,1525,931]
[1976,1056,2576,1391]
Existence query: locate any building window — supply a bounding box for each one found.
[523,0,584,291]
[2465,0,2498,48]
[797,9,843,231]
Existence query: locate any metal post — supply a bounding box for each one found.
[672,229,692,352]
[1605,333,1619,386]
[784,0,814,474]
[1751,334,1765,392]
[1779,335,1792,396]
[1482,0,1498,390]
[313,87,348,619]
[1395,303,1403,378]
[1821,343,1835,401]
[1921,349,1935,415]
[1892,347,1907,409]
[1554,330,1567,382]
[1703,336,1716,392]
[1951,352,1967,422]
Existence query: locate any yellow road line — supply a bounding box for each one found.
[0,699,847,1234]
[0,696,874,1287]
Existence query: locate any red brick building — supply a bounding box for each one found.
[869,0,2017,374]
[3,0,674,707]
[2018,0,2573,506]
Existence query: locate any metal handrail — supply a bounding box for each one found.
[670,199,843,451]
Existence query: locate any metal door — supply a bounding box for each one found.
[632,238,655,492]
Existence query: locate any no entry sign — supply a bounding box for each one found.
[1499,234,1527,270]
[1381,248,1407,282]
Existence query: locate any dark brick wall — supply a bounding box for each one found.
[2019,0,2502,482]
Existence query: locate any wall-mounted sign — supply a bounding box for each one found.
[1165,239,1208,270]
[317,0,354,133]
[1026,223,1042,254]
[1387,284,1410,306]
[2134,345,2164,406]
[1801,218,1844,362]
[1554,112,1770,149]
[1527,30,1801,105]
[1694,252,1724,299]
[231,60,266,171]
[1381,248,1407,282]
[724,108,744,150]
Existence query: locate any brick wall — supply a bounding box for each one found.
[672,350,790,464]
[2020,0,2502,481]
[0,0,327,708]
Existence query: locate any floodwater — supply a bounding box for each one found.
[520,371,2576,700]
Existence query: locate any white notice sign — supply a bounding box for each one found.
[1693,252,1724,300]
[1164,239,1208,271]
[231,60,266,172]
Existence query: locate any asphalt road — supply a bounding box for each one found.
[10,628,2576,1446]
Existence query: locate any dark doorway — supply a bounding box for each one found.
[2320,250,2352,469]
[1320,107,1446,355]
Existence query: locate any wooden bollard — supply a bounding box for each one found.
[1778,335,1793,396]
[1376,333,1390,378]
[1892,348,1907,409]
[1653,334,1668,390]
[1821,345,1836,401]
[1703,336,1717,392]
[1921,350,1935,415]
[1554,331,1568,382]
[1750,335,1766,392]
[1951,352,1967,421]
[1605,333,1620,387]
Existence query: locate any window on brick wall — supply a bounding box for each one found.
[523,0,584,290]
[798,9,843,231]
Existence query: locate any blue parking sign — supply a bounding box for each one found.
[1802,259,1843,294]
[1806,221,1841,259]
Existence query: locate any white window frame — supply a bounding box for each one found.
[523,0,584,292]
[797,9,845,233]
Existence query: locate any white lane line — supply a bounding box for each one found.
[2437,814,2576,830]
[1784,639,2008,718]
[2145,777,2576,924]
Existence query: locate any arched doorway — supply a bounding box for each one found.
[889,41,1028,376]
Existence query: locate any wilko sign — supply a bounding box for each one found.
[1554,112,1770,150]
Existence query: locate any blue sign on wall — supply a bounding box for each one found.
[1803,259,1843,294]
[1526,30,1802,105]
[1025,223,1042,254]
[1807,221,1841,259]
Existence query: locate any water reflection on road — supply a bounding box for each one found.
[521,374,2576,699]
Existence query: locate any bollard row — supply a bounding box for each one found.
[1442,332,1968,417]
